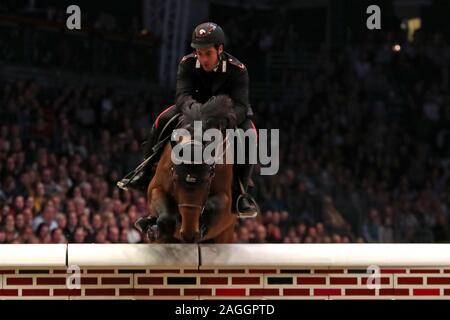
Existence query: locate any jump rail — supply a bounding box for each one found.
[1,244,450,299]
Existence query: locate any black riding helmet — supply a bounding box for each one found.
[191,22,226,49]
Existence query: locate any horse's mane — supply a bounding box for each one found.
[181,95,236,129]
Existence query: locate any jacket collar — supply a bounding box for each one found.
[195,52,227,73]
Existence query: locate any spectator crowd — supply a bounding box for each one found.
[1,16,450,244]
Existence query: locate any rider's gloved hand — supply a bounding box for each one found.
[190,102,202,113]
[188,102,203,120]
[212,95,232,108]
[202,95,237,128]
[202,95,232,112]
[202,95,218,109]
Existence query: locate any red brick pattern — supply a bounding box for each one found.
[297,277,326,285]
[283,288,310,296]
[0,267,450,299]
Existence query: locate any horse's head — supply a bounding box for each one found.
[170,95,234,242]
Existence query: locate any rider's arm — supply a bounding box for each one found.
[229,68,250,126]
[175,61,202,114]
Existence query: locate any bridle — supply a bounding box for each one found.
[170,128,229,215]
[171,162,215,214]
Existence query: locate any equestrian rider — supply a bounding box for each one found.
[117,22,258,231]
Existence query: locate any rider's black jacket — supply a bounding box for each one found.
[175,51,253,126]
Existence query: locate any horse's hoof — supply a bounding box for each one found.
[135,216,157,234]
[158,236,180,244]
[180,231,201,243]
[146,225,159,242]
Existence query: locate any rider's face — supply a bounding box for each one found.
[196,45,223,72]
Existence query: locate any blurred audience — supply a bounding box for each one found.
[1,28,450,244]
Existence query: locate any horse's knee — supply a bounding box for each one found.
[205,193,229,213]
[157,215,175,226]
[218,193,230,207]
[150,188,170,216]
[157,215,176,235]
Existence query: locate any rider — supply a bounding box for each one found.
[117,22,258,230]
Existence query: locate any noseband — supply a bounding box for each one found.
[170,127,228,214]
[171,162,215,214]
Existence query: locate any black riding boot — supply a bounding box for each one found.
[117,125,159,192]
[236,163,259,218]
[129,126,160,235]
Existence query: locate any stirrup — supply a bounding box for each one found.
[117,178,131,190]
[235,194,259,219]
[116,149,161,191]
[116,171,142,191]
[235,178,259,218]
[117,179,132,191]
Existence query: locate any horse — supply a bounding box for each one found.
[146,96,238,243]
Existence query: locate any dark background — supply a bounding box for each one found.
[0,0,449,244]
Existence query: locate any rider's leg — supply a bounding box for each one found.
[143,105,178,158]
[235,118,259,217]
[117,105,177,192]
[131,106,180,234]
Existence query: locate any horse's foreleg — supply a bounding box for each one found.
[149,187,169,216]
[201,193,227,237]
[213,221,236,243]
[201,193,235,242]
[148,187,177,242]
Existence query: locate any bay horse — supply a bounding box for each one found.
[146,96,238,243]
